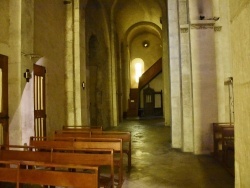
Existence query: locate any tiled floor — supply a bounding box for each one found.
[109,117,234,188]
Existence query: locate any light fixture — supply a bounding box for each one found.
[23,69,31,82]
[142,40,150,48]
[82,82,85,89]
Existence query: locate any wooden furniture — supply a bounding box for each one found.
[0,145,114,188]
[127,88,139,117]
[221,127,234,175]
[30,137,124,187]
[63,125,103,131]
[0,160,99,188]
[54,130,132,170]
[212,122,234,161]
[91,131,132,171]
[142,86,163,117]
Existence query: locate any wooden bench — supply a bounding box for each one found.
[54,130,132,170]
[63,125,103,132]
[0,160,99,188]
[91,131,132,171]
[0,145,114,188]
[30,137,124,187]
[212,122,234,160]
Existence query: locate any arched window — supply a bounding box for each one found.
[130,58,144,88]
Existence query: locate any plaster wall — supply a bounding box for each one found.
[33,0,66,137]
[20,0,35,145]
[0,0,9,45]
[0,0,23,145]
[214,0,232,123]
[230,1,250,187]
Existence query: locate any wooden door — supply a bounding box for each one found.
[143,86,155,116]
[34,64,46,137]
[0,55,8,145]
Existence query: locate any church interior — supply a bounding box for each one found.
[0,0,250,187]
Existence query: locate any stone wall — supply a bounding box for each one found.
[33,0,66,137]
[85,0,111,129]
[230,1,250,187]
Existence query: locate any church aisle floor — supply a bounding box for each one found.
[1,118,234,188]
[109,117,234,188]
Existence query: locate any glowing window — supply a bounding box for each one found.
[131,58,144,84]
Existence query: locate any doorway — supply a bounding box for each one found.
[33,64,46,137]
[0,54,9,145]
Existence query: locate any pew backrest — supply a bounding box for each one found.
[54,130,91,138]
[0,146,114,188]
[63,125,103,132]
[0,160,99,188]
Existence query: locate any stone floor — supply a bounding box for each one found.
[2,117,234,188]
[109,117,234,188]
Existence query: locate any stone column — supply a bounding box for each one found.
[179,0,194,152]
[190,20,218,154]
[168,0,182,148]
[73,0,83,125]
[65,0,84,125]
[65,1,75,125]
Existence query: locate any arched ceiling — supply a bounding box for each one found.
[113,0,163,42]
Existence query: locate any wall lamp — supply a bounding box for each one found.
[24,69,32,82]
[142,40,150,48]
[82,82,85,89]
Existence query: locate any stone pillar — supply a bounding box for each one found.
[73,0,83,125]
[190,20,218,154]
[65,1,75,125]
[179,0,194,152]
[110,8,118,126]
[65,0,83,125]
[168,0,182,148]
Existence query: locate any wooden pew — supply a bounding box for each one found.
[51,148,114,188]
[0,145,114,188]
[63,125,103,132]
[30,137,124,188]
[91,131,132,171]
[0,160,99,188]
[73,138,123,187]
[212,122,234,160]
[54,130,91,138]
[54,130,132,170]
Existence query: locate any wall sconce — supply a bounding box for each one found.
[24,69,31,82]
[82,82,85,89]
